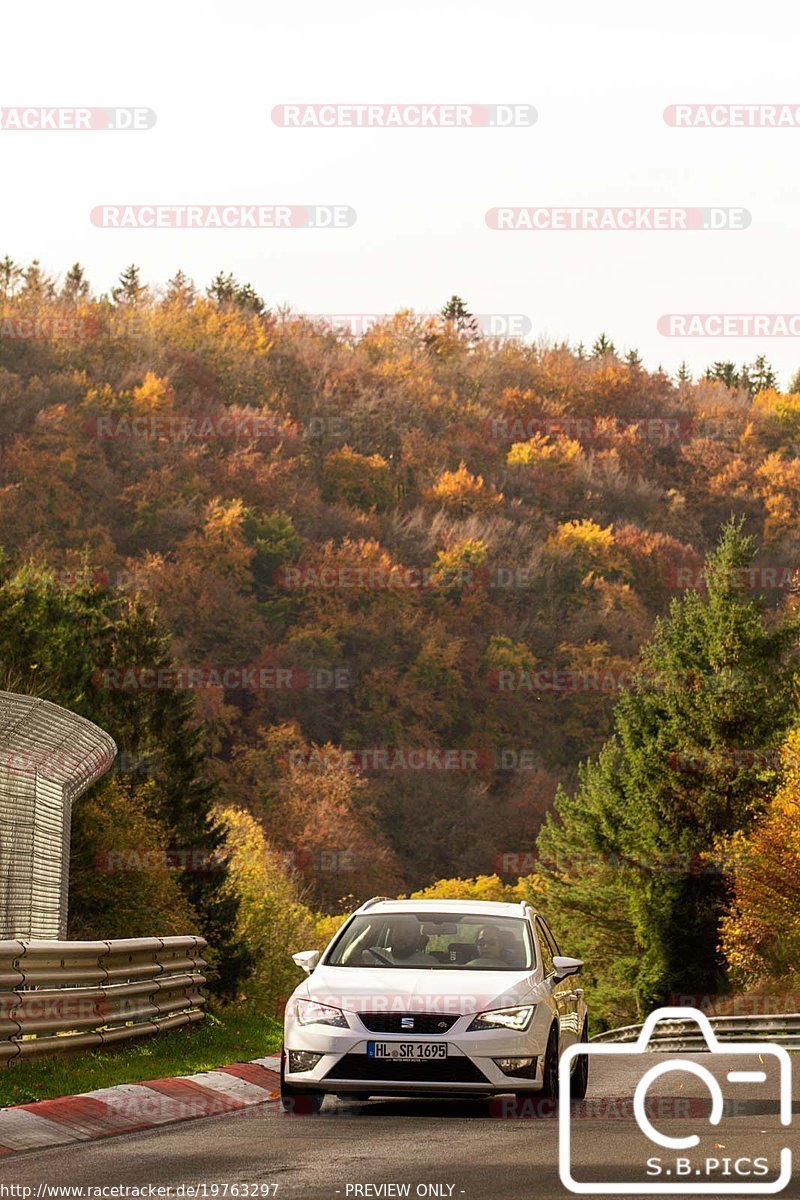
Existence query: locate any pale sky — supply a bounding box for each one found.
[3,0,800,382]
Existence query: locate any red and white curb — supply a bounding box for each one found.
[0,1055,281,1156]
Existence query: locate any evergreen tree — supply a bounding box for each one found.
[112,264,146,305]
[591,333,616,357]
[536,521,800,1013]
[165,269,196,305]
[441,295,478,337]
[676,361,692,385]
[0,569,246,995]
[0,255,22,298]
[705,361,740,389]
[745,355,777,397]
[207,272,265,314]
[61,262,90,302]
[20,259,56,299]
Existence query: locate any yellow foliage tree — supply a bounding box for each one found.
[321,446,393,512]
[409,873,534,903]
[719,728,800,984]
[507,433,583,470]
[545,519,626,577]
[428,462,503,514]
[217,805,321,1012]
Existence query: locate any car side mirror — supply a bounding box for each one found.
[292,949,320,975]
[553,955,583,981]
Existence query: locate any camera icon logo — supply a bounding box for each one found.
[558,1006,793,1194]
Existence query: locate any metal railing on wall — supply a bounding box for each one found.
[0,936,207,1063]
[591,1013,800,1049]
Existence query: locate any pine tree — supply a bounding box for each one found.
[112,264,146,305]
[441,295,478,337]
[537,520,800,1013]
[591,333,616,358]
[745,355,778,397]
[61,262,90,302]
[20,259,55,299]
[676,361,692,385]
[165,270,196,305]
[0,255,22,298]
[207,272,265,314]
[705,361,740,389]
[0,574,246,995]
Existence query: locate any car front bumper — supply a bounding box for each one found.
[283,1009,552,1095]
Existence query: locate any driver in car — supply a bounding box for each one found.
[465,924,508,968]
[384,916,438,965]
[341,915,438,965]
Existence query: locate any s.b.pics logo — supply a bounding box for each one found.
[559,1008,792,1194]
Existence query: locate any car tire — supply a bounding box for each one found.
[570,1020,590,1100]
[539,1025,559,1101]
[279,1049,325,1114]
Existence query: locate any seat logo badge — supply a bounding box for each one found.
[401,1016,414,1030]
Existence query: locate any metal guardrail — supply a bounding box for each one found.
[592,1013,800,1050]
[0,936,207,1063]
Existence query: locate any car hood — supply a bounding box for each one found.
[297,964,539,1016]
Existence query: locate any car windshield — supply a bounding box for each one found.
[325,912,535,970]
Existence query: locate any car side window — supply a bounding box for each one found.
[540,918,560,959]
[535,919,554,977]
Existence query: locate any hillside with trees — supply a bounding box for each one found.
[2,258,799,1021]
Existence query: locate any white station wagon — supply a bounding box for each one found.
[281,897,589,1111]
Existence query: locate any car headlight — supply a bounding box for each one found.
[467,1005,536,1032]
[295,998,348,1028]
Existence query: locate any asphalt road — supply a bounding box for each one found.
[1,1054,797,1200]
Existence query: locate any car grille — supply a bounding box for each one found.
[358,1013,459,1034]
[324,1054,490,1084]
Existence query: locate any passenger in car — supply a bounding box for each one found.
[465,925,508,969]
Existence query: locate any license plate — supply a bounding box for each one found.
[367,1041,448,1060]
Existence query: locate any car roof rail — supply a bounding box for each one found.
[360,895,393,910]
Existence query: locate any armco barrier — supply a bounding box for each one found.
[0,936,207,1063]
[591,1013,800,1050]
